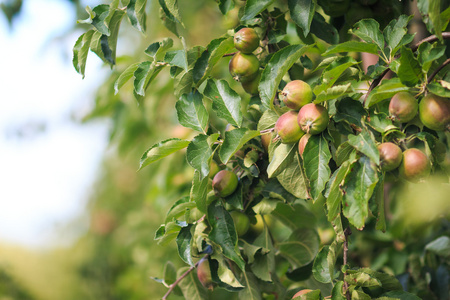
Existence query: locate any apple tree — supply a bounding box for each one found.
[73,0,450,299]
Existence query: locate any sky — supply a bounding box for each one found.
[0,0,109,247]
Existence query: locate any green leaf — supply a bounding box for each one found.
[342,156,379,230]
[177,266,209,299]
[279,228,320,268]
[276,153,310,199]
[187,134,218,179]
[326,161,353,222]
[164,50,187,70]
[366,78,409,108]
[323,41,379,56]
[241,0,274,21]
[239,272,262,300]
[89,7,125,66]
[257,109,279,131]
[73,30,95,78]
[303,135,331,201]
[165,197,196,223]
[210,255,245,290]
[174,68,194,99]
[176,90,209,133]
[158,0,184,26]
[219,128,260,164]
[354,268,403,290]
[91,4,111,35]
[114,62,140,94]
[310,13,339,45]
[425,236,450,257]
[347,129,380,165]
[204,79,243,127]
[350,19,385,52]
[218,0,234,14]
[163,261,182,295]
[345,271,381,287]
[417,43,446,72]
[139,138,190,170]
[267,143,297,178]
[177,225,194,266]
[208,201,245,271]
[190,170,210,213]
[335,141,356,166]
[193,37,235,85]
[272,203,317,230]
[373,174,386,232]
[289,0,315,36]
[429,0,442,41]
[315,83,353,103]
[133,61,165,96]
[383,15,412,57]
[259,44,313,109]
[397,46,422,86]
[427,81,450,98]
[380,291,421,300]
[145,38,173,61]
[126,0,147,33]
[313,246,332,283]
[331,281,346,300]
[159,7,178,36]
[261,180,298,203]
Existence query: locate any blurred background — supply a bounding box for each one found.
[1,0,449,299]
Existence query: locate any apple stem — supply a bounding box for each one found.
[162,255,210,300]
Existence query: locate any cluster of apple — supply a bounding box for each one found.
[273,81,329,157]
[229,27,261,95]
[379,92,449,182]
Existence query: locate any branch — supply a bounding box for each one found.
[343,226,352,300]
[363,68,390,106]
[411,32,450,52]
[427,58,450,84]
[162,256,209,300]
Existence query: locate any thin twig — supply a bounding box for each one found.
[343,226,352,300]
[260,128,275,134]
[162,256,209,299]
[223,52,238,57]
[427,58,450,84]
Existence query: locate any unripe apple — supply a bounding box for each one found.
[280,80,313,110]
[275,111,304,144]
[389,92,418,123]
[378,142,402,171]
[297,103,329,135]
[292,289,313,299]
[197,258,214,290]
[241,71,260,95]
[419,94,450,131]
[399,148,431,182]
[261,133,272,153]
[229,211,250,236]
[229,52,259,83]
[234,27,259,54]
[298,134,311,158]
[212,170,238,197]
